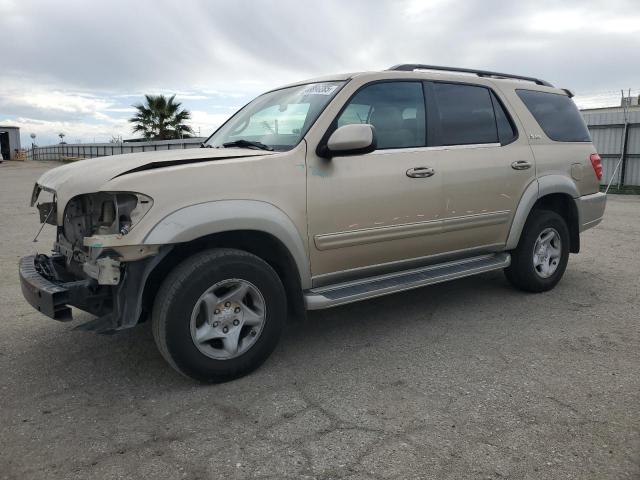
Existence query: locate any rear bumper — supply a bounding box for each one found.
[577,192,606,232]
[19,255,111,321]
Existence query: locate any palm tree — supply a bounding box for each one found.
[129,94,194,140]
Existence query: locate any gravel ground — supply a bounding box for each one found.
[0,160,638,480]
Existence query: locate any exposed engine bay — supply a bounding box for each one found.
[33,189,153,285]
[62,192,152,241]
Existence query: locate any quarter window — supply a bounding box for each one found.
[516,89,591,142]
[431,83,499,146]
[336,82,426,149]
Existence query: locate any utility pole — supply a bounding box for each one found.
[30,133,36,161]
[618,89,631,189]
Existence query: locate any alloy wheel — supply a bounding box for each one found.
[189,279,266,360]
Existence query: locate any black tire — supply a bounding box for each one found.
[152,248,286,383]
[504,209,570,293]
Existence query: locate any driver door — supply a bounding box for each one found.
[306,81,445,286]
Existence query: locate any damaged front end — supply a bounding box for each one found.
[20,254,112,321]
[20,187,169,333]
[57,191,153,282]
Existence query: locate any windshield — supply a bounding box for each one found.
[205,81,345,151]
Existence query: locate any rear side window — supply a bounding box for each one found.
[431,83,499,146]
[516,89,591,142]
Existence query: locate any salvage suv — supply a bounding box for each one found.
[21,64,606,382]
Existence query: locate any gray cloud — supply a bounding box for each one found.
[1,0,639,144]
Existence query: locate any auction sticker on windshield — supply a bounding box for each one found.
[301,84,338,95]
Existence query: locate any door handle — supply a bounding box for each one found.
[511,160,532,170]
[406,166,435,178]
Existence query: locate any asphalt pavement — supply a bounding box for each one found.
[1,160,638,479]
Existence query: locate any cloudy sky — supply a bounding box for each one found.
[1,0,639,146]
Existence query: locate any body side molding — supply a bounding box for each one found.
[314,210,510,251]
[143,200,312,289]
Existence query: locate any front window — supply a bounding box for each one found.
[206,81,344,151]
[336,81,426,149]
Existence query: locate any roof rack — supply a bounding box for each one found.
[387,64,554,87]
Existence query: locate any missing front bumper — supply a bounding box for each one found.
[19,255,111,321]
[18,247,171,332]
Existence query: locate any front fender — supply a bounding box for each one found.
[143,200,311,289]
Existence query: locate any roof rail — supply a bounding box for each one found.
[387,64,554,88]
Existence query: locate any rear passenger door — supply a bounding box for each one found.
[424,81,536,251]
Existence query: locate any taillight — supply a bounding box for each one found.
[590,153,603,180]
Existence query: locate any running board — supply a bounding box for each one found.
[304,253,510,310]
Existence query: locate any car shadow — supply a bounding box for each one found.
[15,270,527,394]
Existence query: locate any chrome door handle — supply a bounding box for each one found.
[511,160,532,170]
[406,166,435,178]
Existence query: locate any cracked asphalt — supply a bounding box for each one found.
[1,160,638,479]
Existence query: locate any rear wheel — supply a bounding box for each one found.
[505,209,570,292]
[152,248,286,383]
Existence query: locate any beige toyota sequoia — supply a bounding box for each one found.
[21,64,606,382]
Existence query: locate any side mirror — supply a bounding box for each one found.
[320,124,377,158]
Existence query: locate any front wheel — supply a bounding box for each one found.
[152,248,286,383]
[504,209,570,293]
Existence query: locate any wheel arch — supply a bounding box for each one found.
[142,229,307,325]
[143,200,310,285]
[139,200,311,323]
[506,175,580,253]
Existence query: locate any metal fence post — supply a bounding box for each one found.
[618,122,630,188]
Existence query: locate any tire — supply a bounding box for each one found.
[504,209,570,293]
[152,248,286,383]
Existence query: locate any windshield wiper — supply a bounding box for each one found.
[222,139,274,151]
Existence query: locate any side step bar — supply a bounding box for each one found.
[304,253,510,310]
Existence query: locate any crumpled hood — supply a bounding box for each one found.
[34,147,273,214]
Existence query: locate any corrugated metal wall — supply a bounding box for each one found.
[582,107,640,186]
[0,126,21,160]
